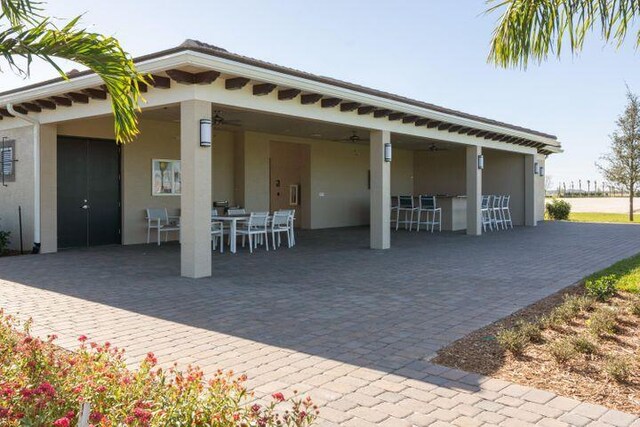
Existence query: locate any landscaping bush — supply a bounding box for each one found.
[605,355,632,383]
[564,294,595,313]
[546,199,571,220]
[496,328,528,356]
[0,229,10,255]
[570,335,597,355]
[515,320,543,344]
[549,338,577,364]
[585,274,618,301]
[586,308,618,337]
[629,297,640,316]
[0,311,317,426]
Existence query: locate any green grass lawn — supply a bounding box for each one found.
[568,212,640,223]
[587,253,640,293]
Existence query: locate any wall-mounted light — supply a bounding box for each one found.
[384,143,392,162]
[534,161,540,175]
[200,118,212,147]
[477,154,484,170]
[539,166,545,176]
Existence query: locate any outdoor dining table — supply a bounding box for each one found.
[211,215,249,254]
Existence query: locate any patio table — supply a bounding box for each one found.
[211,215,249,254]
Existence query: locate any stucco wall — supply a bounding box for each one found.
[413,148,466,195]
[482,149,526,226]
[0,125,34,251]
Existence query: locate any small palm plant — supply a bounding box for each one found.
[0,0,146,143]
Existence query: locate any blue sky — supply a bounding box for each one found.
[1,0,639,189]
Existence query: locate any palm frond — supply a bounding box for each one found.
[486,0,640,68]
[0,0,41,26]
[0,15,147,143]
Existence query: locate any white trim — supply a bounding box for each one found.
[0,50,560,149]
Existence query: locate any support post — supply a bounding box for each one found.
[40,124,57,253]
[466,145,482,235]
[370,130,391,249]
[180,100,212,278]
[524,154,537,226]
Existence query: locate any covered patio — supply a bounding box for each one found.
[0,39,561,278]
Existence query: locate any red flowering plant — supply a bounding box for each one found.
[0,310,318,426]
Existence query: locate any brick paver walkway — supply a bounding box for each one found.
[1,222,639,426]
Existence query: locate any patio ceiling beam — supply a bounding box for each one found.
[402,115,418,124]
[51,96,72,107]
[21,102,41,113]
[300,93,322,104]
[225,77,250,90]
[65,92,89,104]
[149,75,171,89]
[253,83,277,96]
[340,102,360,112]
[82,88,107,100]
[165,69,220,85]
[373,109,391,118]
[388,112,406,121]
[321,97,341,108]
[278,89,301,100]
[34,99,56,110]
[357,106,375,115]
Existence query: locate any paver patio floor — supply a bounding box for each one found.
[1,222,639,426]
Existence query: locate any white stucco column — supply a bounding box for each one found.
[466,145,482,236]
[524,154,537,226]
[370,130,391,249]
[180,100,212,278]
[40,124,57,254]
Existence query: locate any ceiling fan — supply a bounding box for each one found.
[334,131,370,144]
[426,143,448,152]
[212,110,242,127]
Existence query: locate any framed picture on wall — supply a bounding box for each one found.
[152,159,181,196]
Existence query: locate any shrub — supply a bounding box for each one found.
[629,298,640,316]
[515,320,543,344]
[546,198,571,220]
[586,308,618,337]
[549,338,578,364]
[570,335,597,355]
[496,328,528,356]
[585,274,618,301]
[564,294,594,313]
[0,311,317,426]
[605,356,632,383]
[0,229,10,254]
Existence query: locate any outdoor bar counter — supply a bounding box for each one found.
[438,195,467,231]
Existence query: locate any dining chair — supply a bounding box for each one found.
[481,195,492,232]
[271,211,292,249]
[415,195,442,232]
[211,220,224,253]
[237,212,270,253]
[145,208,180,246]
[491,195,505,230]
[501,195,513,229]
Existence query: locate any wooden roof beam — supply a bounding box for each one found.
[225,77,250,90]
[82,88,107,100]
[357,106,375,115]
[388,112,406,121]
[278,89,301,100]
[340,102,360,112]
[35,99,56,110]
[149,75,171,89]
[373,109,391,118]
[301,93,322,104]
[0,108,14,117]
[21,102,41,113]
[165,69,220,85]
[438,123,452,131]
[321,98,341,108]
[51,96,72,107]
[65,92,89,104]
[253,83,277,96]
[402,115,418,124]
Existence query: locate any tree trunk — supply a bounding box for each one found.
[630,187,634,222]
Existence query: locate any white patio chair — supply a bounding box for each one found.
[491,195,505,230]
[415,195,442,232]
[228,208,246,216]
[145,208,180,246]
[211,220,224,253]
[391,196,399,228]
[237,212,270,253]
[481,196,492,232]
[501,195,513,229]
[277,209,296,246]
[271,211,292,249]
[396,195,419,231]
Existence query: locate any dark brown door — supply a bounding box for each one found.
[57,136,121,248]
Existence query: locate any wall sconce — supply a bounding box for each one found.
[534,162,540,175]
[384,143,392,162]
[477,154,484,170]
[539,166,545,176]
[200,118,212,147]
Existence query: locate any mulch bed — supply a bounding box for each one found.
[432,284,640,414]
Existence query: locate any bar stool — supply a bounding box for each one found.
[415,195,442,232]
